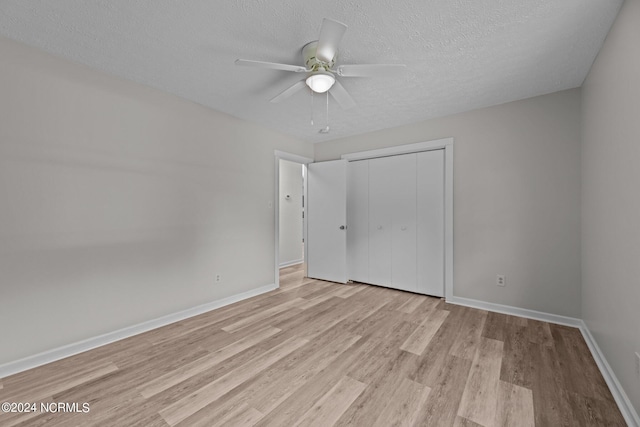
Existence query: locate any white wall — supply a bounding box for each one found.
[0,37,313,365]
[279,159,303,266]
[315,89,582,318]
[582,0,640,412]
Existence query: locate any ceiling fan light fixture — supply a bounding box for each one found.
[306,72,335,93]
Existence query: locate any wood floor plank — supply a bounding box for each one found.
[409,305,468,387]
[0,264,625,427]
[333,283,366,299]
[76,394,168,427]
[255,324,398,426]
[159,336,308,426]
[457,337,504,427]
[0,397,55,427]
[481,311,508,341]
[449,309,488,360]
[348,321,417,383]
[506,314,528,327]
[298,292,342,310]
[562,388,627,427]
[280,279,333,298]
[177,329,363,427]
[330,298,388,332]
[406,295,441,320]
[396,293,427,314]
[452,416,484,427]
[370,377,431,427]
[138,325,281,398]
[210,403,263,427]
[551,324,613,402]
[1,361,118,403]
[528,340,574,426]
[148,333,294,409]
[526,319,554,347]
[414,355,472,426]
[337,349,418,426]
[221,298,305,333]
[278,297,373,341]
[400,309,449,355]
[496,380,534,427]
[249,331,362,414]
[292,375,366,427]
[499,323,532,388]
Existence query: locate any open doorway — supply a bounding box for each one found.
[279,159,304,268]
[274,151,313,288]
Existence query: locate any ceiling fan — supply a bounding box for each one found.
[235,18,406,110]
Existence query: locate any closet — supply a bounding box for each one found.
[346,149,444,296]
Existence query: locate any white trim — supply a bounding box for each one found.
[444,142,454,301]
[341,138,454,300]
[447,295,639,426]
[274,151,313,289]
[303,164,308,278]
[579,322,640,427]
[446,295,582,327]
[274,150,313,165]
[0,283,277,379]
[340,138,453,161]
[279,259,304,268]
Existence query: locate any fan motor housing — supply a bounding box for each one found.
[302,41,336,71]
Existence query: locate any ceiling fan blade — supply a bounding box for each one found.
[316,18,347,63]
[329,80,356,110]
[270,80,308,103]
[235,59,308,73]
[337,64,406,77]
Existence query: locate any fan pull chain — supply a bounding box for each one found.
[325,91,329,131]
[310,90,314,125]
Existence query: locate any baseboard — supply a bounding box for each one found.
[579,321,640,427]
[446,295,639,426]
[279,259,303,268]
[0,283,277,379]
[446,295,582,327]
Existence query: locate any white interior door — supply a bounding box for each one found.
[307,159,347,283]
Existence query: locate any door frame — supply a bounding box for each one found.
[341,137,454,300]
[274,150,313,289]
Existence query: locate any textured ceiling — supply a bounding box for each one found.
[0,0,622,143]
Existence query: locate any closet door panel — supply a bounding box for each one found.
[390,154,417,292]
[368,157,393,286]
[347,160,369,283]
[417,150,445,296]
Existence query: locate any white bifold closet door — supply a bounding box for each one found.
[346,149,444,297]
[369,154,417,292]
[416,150,444,296]
[347,160,369,284]
[368,156,393,287]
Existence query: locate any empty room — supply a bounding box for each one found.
[0,1,639,426]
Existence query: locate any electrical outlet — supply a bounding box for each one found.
[497,274,506,287]
[635,352,640,380]
[215,274,221,282]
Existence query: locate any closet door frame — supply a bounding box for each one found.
[341,137,454,301]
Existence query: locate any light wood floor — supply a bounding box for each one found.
[0,264,625,426]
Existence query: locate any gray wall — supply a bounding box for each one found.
[0,37,312,365]
[315,89,582,318]
[279,159,304,266]
[582,0,640,412]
